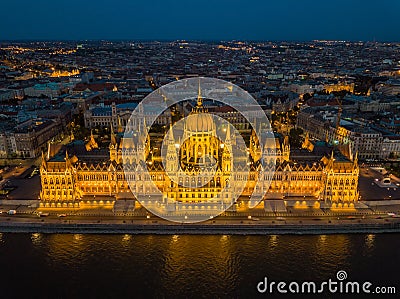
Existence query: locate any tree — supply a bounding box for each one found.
[289,128,304,148]
[302,93,312,101]
[149,124,165,134]
[332,90,348,98]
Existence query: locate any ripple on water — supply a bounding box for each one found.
[0,233,399,298]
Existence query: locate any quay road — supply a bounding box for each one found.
[1,211,399,227]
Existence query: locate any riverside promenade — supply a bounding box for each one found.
[1,197,400,235]
[1,214,400,235]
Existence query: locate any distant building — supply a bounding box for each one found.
[71,82,117,95]
[284,82,324,95]
[324,82,354,93]
[63,92,101,112]
[381,136,400,159]
[24,83,65,97]
[377,80,400,96]
[380,117,400,134]
[0,118,62,158]
[0,89,17,102]
[84,102,172,129]
[297,107,385,160]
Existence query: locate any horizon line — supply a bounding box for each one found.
[1,38,400,44]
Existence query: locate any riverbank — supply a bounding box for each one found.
[1,217,400,234]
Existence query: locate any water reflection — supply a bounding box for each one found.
[122,234,132,244]
[73,234,83,242]
[318,234,327,245]
[313,234,351,276]
[45,234,91,266]
[163,235,238,296]
[0,233,398,298]
[220,234,229,243]
[269,235,278,247]
[365,234,375,250]
[31,233,43,245]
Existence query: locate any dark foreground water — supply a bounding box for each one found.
[0,233,399,298]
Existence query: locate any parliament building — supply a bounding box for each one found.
[39,93,360,213]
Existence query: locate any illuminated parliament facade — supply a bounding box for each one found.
[39,95,360,212]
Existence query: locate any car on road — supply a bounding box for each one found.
[28,168,39,179]
[37,212,49,217]
[387,213,400,218]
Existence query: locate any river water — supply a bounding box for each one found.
[0,233,398,298]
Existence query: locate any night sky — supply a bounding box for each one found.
[2,0,399,41]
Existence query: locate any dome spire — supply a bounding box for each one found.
[197,78,203,108]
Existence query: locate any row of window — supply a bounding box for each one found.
[275,175,323,181]
[44,190,73,196]
[43,179,72,185]
[326,192,354,196]
[327,179,356,185]
[170,193,229,199]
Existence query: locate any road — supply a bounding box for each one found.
[1,210,399,227]
[359,165,399,200]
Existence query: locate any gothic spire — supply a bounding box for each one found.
[41,150,47,170]
[197,78,203,108]
[353,151,358,166]
[117,116,123,133]
[110,123,117,146]
[225,124,232,146]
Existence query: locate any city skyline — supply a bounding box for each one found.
[1,0,400,42]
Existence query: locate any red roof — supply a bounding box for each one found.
[307,99,339,107]
[211,106,235,113]
[73,83,115,92]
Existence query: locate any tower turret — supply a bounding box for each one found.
[117,116,123,133]
[222,126,232,173]
[165,125,178,173]
[109,123,117,162]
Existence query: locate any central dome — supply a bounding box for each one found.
[185,83,215,133]
[185,113,215,132]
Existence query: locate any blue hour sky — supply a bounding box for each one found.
[1,0,399,41]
